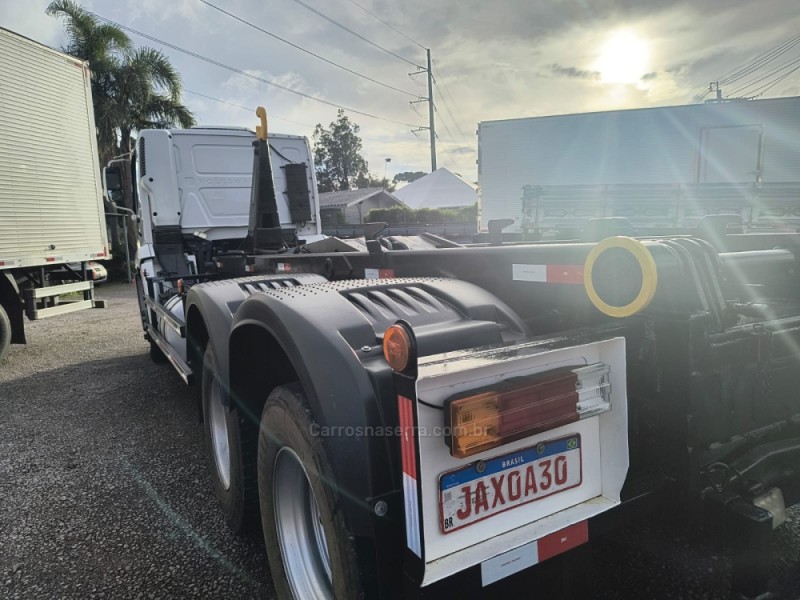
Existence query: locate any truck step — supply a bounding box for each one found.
[147,327,193,385]
[24,281,96,320]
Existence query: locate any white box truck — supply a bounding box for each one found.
[478,96,800,236]
[0,27,108,363]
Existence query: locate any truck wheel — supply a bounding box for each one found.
[202,344,259,532]
[258,383,363,600]
[0,304,11,363]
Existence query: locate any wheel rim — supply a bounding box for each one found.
[208,375,231,490]
[273,447,333,599]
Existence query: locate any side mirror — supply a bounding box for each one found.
[103,166,123,193]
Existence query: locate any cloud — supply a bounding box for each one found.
[549,63,601,80]
[10,0,800,179]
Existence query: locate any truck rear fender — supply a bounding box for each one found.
[227,278,527,539]
[184,275,327,408]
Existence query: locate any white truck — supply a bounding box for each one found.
[478,96,800,236]
[102,124,324,366]
[0,27,108,364]
[112,109,800,599]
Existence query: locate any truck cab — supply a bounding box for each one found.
[110,126,323,368]
[134,127,323,246]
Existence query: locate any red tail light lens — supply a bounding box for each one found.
[445,363,611,458]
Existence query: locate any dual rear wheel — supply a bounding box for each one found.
[200,344,361,599]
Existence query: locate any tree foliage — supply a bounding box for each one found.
[366,203,477,225]
[393,171,426,184]
[46,0,195,164]
[355,173,396,192]
[312,110,369,192]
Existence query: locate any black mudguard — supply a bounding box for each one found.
[1,272,26,344]
[226,277,526,592]
[185,274,327,382]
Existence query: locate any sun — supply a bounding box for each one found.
[595,30,650,84]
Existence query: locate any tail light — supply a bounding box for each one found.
[444,363,611,458]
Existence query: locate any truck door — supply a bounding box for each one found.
[699,125,764,183]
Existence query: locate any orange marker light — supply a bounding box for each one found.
[383,324,412,372]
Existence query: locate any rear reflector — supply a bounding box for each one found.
[445,363,611,458]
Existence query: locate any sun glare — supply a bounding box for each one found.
[596,30,650,84]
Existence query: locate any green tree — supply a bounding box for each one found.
[46,0,195,164]
[355,173,396,192]
[312,110,369,192]
[115,47,195,153]
[393,171,426,185]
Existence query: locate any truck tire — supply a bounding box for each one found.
[0,303,11,364]
[258,383,363,600]
[202,343,259,532]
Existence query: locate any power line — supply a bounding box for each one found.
[719,34,800,86]
[748,64,800,98]
[433,104,458,148]
[183,89,316,127]
[729,56,800,98]
[184,88,431,158]
[691,88,710,104]
[197,0,420,98]
[728,53,800,96]
[88,12,424,129]
[692,34,800,103]
[342,0,426,50]
[431,62,471,144]
[288,0,422,68]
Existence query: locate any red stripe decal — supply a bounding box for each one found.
[406,396,416,480]
[546,264,584,284]
[537,521,589,561]
[398,395,417,480]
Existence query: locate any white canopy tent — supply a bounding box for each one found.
[394,167,477,209]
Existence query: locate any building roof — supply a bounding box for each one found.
[393,167,477,209]
[318,187,391,208]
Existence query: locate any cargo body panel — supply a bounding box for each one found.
[478,97,800,231]
[0,27,108,269]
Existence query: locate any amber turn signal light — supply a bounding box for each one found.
[383,323,413,372]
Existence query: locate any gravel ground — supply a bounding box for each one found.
[0,284,273,599]
[1,282,799,599]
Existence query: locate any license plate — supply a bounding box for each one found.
[439,435,582,534]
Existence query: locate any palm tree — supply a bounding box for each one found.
[46,1,195,164]
[115,47,196,154]
[46,0,129,163]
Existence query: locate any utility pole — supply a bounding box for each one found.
[706,81,723,102]
[410,49,437,172]
[426,49,437,171]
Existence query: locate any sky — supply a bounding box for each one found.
[3,0,800,182]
